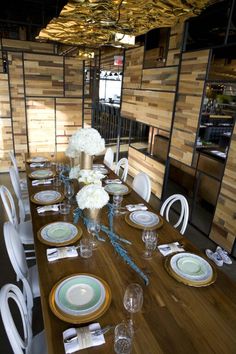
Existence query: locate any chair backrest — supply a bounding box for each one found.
[0,283,33,354]
[160,194,189,235]
[9,151,21,182]
[132,172,151,202]
[115,158,129,182]
[9,166,26,223]
[0,185,19,227]
[103,148,114,169]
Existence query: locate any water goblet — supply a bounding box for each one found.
[123,283,143,332]
[64,181,74,205]
[142,231,158,259]
[86,219,101,249]
[113,193,123,214]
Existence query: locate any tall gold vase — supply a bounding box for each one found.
[83,208,102,223]
[80,152,93,170]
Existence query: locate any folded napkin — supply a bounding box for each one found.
[63,323,105,353]
[32,179,52,186]
[47,246,78,262]
[126,203,148,212]
[30,162,45,168]
[158,242,185,256]
[105,179,122,184]
[37,204,59,214]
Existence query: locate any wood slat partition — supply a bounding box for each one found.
[210,125,236,252]
[0,73,10,117]
[123,46,144,89]
[0,119,13,170]
[141,66,178,91]
[208,58,236,81]
[84,97,92,127]
[166,23,184,66]
[128,146,165,199]
[64,57,83,97]
[169,49,210,166]
[2,38,55,53]
[100,46,123,71]
[122,89,175,131]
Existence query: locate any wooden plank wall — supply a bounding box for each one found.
[100,47,123,71]
[169,50,210,166]
[123,46,144,89]
[0,39,90,172]
[210,124,236,252]
[128,146,165,199]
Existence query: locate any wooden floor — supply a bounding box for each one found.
[0,171,235,354]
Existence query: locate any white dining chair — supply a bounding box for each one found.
[115,157,129,182]
[9,166,31,223]
[132,172,151,202]
[160,194,189,235]
[0,283,47,354]
[103,147,114,169]
[0,185,35,260]
[3,222,40,313]
[9,151,28,194]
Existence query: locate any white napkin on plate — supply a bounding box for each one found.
[32,179,52,186]
[47,246,78,262]
[37,204,59,214]
[30,162,45,168]
[126,203,148,212]
[105,179,122,184]
[63,323,105,353]
[158,242,185,256]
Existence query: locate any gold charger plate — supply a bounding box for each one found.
[30,192,64,205]
[104,183,131,196]
[49,273,112,324]
[26,157,48,163]
[37,222,82,246]
[28,169,55,179]
[164,253,217,287]
[125,212,163,230]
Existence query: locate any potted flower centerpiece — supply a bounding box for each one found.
[66,128,105,170]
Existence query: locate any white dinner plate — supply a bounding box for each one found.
[129,210,159,228]
[33,190,61,203]
[55,275,106,316]
[104,183,129,195]
[40,222,78,243]
[170,252,213,282]
[92,167,108,174]
[27,156,48,163]
[30,169,53,178]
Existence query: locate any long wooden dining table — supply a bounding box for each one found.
[26,154,236,354]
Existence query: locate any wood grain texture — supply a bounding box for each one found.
[141,66,178,91]
[169,50,210,166]
[210,125,236,252]
[24,53,64,97]
[208,58,236,81]
[64,57,83,97]
[25,153,236,354]
[100,47,123,71]
[0,119,13,172]
[123,46,144,89]
[0,73,10,117]
[56,98,83,151]
[166,23,184,66]
[2,38,55,53]
[84,97,92,127]
[121,88,174,131]
[128,146,165,199]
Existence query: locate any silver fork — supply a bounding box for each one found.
[64,325,114,343]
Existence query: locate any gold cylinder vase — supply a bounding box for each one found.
[80,152,93,170]
[83,208,102,223]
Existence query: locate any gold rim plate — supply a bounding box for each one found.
[164,253,217,287]
[30,193,64,205]
[104,184,131,196]
[28,170,55,179]
[26,157,48,163]
[49,273,112,324]
[37,222,82,246]
[125,212,163,230]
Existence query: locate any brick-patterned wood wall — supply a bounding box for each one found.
[0,39,91,172]
[210,124,236,253]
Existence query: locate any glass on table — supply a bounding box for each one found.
[64,181,74,205]
[142,230,158,259]
[114,322,133,354]
[59,202,71,215]
[86,219,101,249]
[80,237,93,258]
[113,193,123,214]
[123,283,143,333]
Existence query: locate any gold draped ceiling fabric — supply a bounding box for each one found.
[37,0,213,48]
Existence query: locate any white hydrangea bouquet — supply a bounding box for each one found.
[78,169,105,186]
[69,165,80,179]
[66,128,105,156]
[76,184,109,210]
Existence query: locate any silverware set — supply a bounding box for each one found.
[64,325,115,343]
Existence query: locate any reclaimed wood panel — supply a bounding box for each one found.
[121,89,174,131]
[26,98,55,153]
[128,146,165,199]
[8,52,24,98]
[24,53,63,97]
[56,98,83,151]
[141,66,178,91]
[0,73,10,117]
[166,23,184,66]
[123,46,144,89]
[0,118,14,172]
[84,98,92,127]
[64,57,83,97]
[208,58,236,81]
[100,47,123,71]
[2,38,55,53]
[210,125,236,253]
[169,50,210,166]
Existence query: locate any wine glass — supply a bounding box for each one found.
[113,193,123,214]
[142,231,158,259]
[64,181,74,205]
[123,283,143,332]
[86,219,101,249]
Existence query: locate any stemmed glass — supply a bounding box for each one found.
[113,193,123,214]
[123,283,143,332]
[64,181,74,205]
[86,219,101,249]
[142,230,158,259]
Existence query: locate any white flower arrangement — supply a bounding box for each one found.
[68,128,105,156]
[69,165,80,179]
[76,184,109,210]
[65,143,77,158]
[78,169,105,185]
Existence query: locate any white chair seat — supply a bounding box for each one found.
[115,158,129,182]
[132,172,151,202]
[31,330,48,354]
[23,196,31,215]
[103,148,114,169]
[18,220,34,244]
[28,265,40,298]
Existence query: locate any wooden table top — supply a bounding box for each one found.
[26,153,236,354]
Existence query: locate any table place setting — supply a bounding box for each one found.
[32,178,54,186]
[31,190,64,205]
[37,204,60,214]
[28,168,55,179]
[125,203,148,212]
[26,156,48,163]
[37,221,82,246]
[104,179,122,184]
[125,210,163,230]
[158,242,185,256]
[29,162,46,168]
[47,246,79,262]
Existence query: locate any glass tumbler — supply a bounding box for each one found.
[114,322,133,354]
